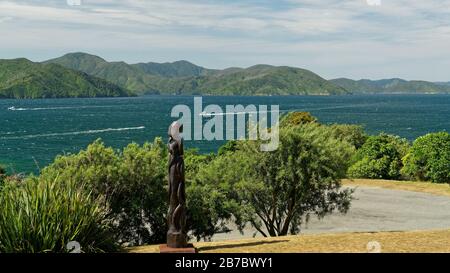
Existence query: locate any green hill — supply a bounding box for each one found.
[164,64,349,95]
[331,78,450,94]
[0,58,133,99]
[134,60,217,77]
[46,53,349,96]
[44,53,163,94]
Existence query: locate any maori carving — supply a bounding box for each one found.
[167,121,187,248]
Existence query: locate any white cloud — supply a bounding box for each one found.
[1,0,450,80]
[366,0,381,6]
[0,16,13,23]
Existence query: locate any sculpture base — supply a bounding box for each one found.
[167,231,187,248]
[159,244,197,253]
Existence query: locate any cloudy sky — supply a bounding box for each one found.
[1,0,450,81]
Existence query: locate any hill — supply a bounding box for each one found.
[0,58,132,99]
[134,60,217,77]
[331,78,450,94]
[165,64,350,95]
[46,53,349,95]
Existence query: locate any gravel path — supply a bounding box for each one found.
[210,185,450,241]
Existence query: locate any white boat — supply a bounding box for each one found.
[200,111,212,117]
[8,106,16,111]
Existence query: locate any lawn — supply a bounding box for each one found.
[342,179,450,197]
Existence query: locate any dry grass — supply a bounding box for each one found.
[342,179,450,197]
[129,229,450,253]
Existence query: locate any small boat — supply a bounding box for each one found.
[199,111,212,117]
[8,106,16,111]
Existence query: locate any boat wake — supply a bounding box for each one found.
[7,105,115,111]
[0,126,146,140]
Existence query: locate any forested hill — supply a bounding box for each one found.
[0,58,133,99]
[330,78,450,94]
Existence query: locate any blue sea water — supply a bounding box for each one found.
[0,95,449,174]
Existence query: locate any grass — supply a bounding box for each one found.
[129,229,450,253]
[342,179,450,197]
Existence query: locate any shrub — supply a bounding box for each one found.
[218,140,239,156]
[329,124,368,149]
[0,165,5,190]
[280,112,317,127]
[402,132,450,183]
[40,139,168,246]
[0,177,116,253]
[347,134,409,180]
[40,139,227,245]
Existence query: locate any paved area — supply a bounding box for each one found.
[210,185,450,241]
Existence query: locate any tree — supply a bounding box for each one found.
[195,123,354,237]
[186,150,246,241]
[347,134,410,180]
[402,132,450,183]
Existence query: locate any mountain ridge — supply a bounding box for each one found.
[46,52,349,96]
[2,52,449,99]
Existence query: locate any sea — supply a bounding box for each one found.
[0,94,449,174]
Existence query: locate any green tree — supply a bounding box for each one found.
[401,132,450,183]
[347,134,409,180]
[184,149,244,241]
[195,123,354,237]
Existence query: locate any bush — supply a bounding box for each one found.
[0,177,116,253]
[402,132,450,183]
[40,139,168,246]
[280,112,367,149]
[40,139,228,245]
[218,140,239,156]
[347,134,409,180]
[329,124,368,149]
[280,112,317,127]
[0,165,5,190]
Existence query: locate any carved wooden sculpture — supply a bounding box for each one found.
[167,121,187,248]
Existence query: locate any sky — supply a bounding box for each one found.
[1,0,450,81]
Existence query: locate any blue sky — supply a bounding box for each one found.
[1,0,450,81]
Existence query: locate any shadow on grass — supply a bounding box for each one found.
[197,240,289,252]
